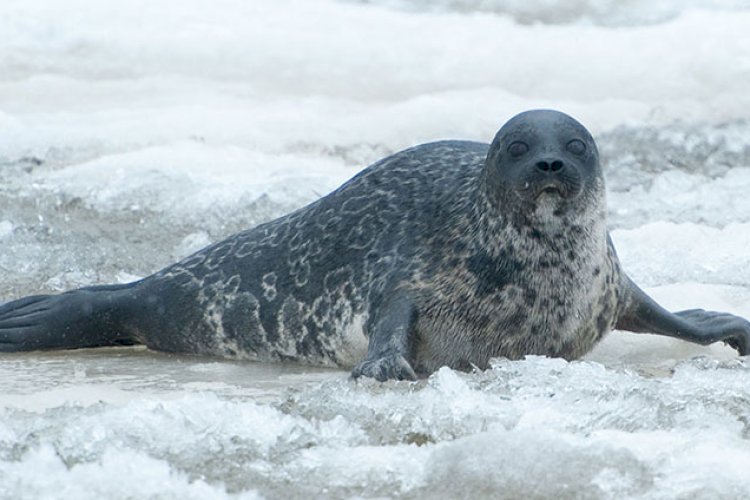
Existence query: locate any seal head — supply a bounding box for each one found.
[483,110,602,226]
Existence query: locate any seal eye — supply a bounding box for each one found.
[566,139,586,155]
[507,141,529,157]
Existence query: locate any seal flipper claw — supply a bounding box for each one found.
[352,351,417,381]
[352,291,419,381]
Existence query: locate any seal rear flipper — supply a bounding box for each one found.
[351,291,419,381]
[0,283,139,352]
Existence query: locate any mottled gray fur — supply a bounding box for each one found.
[2,109,749,380]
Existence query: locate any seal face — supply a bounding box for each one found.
[485,110,596,212]
[2,109,750,381]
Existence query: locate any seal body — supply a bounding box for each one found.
[130,140,507,368]
[129,137,616,373]
[2,110,749,380]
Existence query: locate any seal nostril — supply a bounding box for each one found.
[536,161,550,172]
[551,160,563,172]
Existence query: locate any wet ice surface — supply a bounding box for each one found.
[3,351,750,499]
[2,0,750,498]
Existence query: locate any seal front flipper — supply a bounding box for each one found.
[351,291,419,381]
[0,283,139,352]
[615,277,750,355]
[672,309,750,355]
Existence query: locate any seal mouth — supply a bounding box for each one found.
[536,185,563,198]
[531,180,567,200]
[512,164,584,206]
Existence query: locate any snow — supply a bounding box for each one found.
[3,355,750,498]
[1,0,750,498]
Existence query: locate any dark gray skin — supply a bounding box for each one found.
[1,110,749,381]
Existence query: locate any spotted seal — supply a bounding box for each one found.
[2,110,749,380]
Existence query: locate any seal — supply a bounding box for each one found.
[1,110,749,380]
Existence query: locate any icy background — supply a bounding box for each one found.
[2,0,750,498]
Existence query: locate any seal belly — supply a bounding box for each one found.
[325,312,369,368]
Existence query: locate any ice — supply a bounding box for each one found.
[1,446,262,500]
[37,143,354,217]
[3,356,749,498]
[356,0,750,26]
[608,170,750,229]
[612,223,750,286]
[2,0,750,497]
[3,2,750,170]
[0,221,13,239]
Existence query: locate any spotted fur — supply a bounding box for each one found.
[121,126,622,372]
[20,110,746,380]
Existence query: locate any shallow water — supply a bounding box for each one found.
[2,0,750,498]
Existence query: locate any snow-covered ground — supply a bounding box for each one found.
[1,0,750,498]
